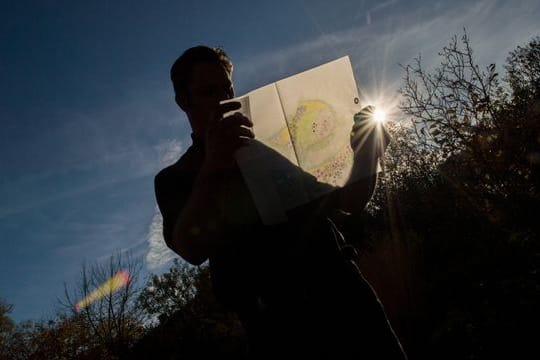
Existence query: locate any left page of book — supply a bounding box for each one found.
[228,83,310,224]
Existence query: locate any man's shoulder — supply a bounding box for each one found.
[155,156,180,182]
[154,145,199,189]
[154,165,173,192]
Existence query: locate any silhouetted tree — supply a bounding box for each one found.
[389,31,540,359]
[137,259,199,325]
[0,299,15,357]
[61,253,144,359]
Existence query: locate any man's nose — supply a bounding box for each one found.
[222,86,234,101]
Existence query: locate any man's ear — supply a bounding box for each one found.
[175,92,189,112]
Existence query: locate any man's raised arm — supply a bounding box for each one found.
[330,106,391,217]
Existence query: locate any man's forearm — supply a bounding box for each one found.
[335,173,378,215]
[330,150,380,216]
[170,168,227,265]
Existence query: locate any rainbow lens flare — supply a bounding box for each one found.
[75,270,131,312]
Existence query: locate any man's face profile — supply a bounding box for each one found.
[183,62,234,128]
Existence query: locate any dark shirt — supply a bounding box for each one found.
[154,134,333,308]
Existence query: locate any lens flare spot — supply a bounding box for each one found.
[74,270,131,312]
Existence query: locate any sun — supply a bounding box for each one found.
[373,109,387,124]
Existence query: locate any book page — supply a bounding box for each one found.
[228,84,310,224]
[244,83,297,165]
[276,56,360,195]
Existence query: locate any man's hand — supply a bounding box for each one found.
[350,106,391,161]
[348,106,390,194]
[202,101,254,174]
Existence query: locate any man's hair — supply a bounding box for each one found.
[170,46,233,96]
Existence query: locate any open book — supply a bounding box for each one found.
[224,56,362,224]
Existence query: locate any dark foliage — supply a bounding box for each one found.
[130,261,247,359]
[357,32,540,359]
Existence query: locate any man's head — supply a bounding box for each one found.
[171,46,235,134]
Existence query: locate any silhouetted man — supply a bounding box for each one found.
[155,46,407,359]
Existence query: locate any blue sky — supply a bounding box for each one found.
[1,0,538,322]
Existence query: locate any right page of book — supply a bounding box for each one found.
[275,56,361,197]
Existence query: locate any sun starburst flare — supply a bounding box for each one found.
[373,109,387,123]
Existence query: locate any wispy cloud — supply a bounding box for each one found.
[362,0,398,25]
[237,0,539,102]
[145,208,177,271]
[144,139,184,271]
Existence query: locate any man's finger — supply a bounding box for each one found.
[233,126,255,139]
[219,101,242,116]
[206,101,242,128]
[223,113,253,128]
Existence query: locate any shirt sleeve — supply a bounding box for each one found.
[154,168,192,248]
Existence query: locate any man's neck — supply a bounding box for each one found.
[190,132,205,148]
